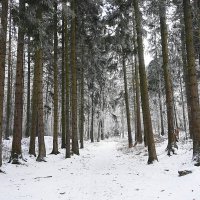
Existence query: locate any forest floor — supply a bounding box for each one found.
[0,135,200,200]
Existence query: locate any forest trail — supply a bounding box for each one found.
[0,138,199,200]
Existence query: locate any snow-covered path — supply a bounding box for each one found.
[0,138,200,200]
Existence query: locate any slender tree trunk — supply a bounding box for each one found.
[29,52,38,157]
[35,8,46,162]
[51,1,59,155]
[90,91,94,143]
[44,70,50,132]
[179,68,187,138]
[132,8,142,144]
[101,90,105,140]
[133,0,157,164]
[61,3,66,149]
[173,95,178,129]
[25,36,31,138]
[122,52,133,148]
[131,63,136,139]
[159,0,177,155]
[134,54,142,144]
[121,104,125,138]
[71,0,79,155]
[0,0,9,167]
[5,6,12,140]
[10,0,25,164]
[97,120,101,142]
[181,19,192,139]
[64,0,71,158]
[87,90,90,140]
[79,41,84,149]
[36,47,46,161]
[158,74,165,136]
[183,0,200,165]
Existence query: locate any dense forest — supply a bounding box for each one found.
[1,0,200,199]
[0,0,200,170]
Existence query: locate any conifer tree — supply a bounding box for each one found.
[133,0,158,164]
[10,0,25,164]
[0,0,9,167]
[183,0,200,165]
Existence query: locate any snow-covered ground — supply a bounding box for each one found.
[0,136,199,200]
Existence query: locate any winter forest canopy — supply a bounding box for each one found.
[0,0,200,199]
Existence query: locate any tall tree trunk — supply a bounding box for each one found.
[51,1,59,155]
[90,91,94,143]
[44,70,50,135]
[97,120,101,142]
[101,90,105,140]
[79,41,84,149]
[5,5,12,140]
[173,94,179,129]
[25,36,31,138]
[121,104,125,138]
[159,0,177,155]
[64,0,71,158]
[87,90,90,140]
[35,8,46,162]
[132,8,142,144]
[61,3,66,149]
[131,63,136,139]
[0,0,9,167]
[133,0,157,164]
[179,68,187,138]
[29,52,38,157]
[183,0,200,165]
[122,52,133,148]
[10,0,25,164]
[181,19,192,139]
[36,47,46,161]
[134,54,142,144]
[71,0,79,155]
[158,74,165,136]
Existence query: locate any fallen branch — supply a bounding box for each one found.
[34,176,52,179]
[178,170,192,177]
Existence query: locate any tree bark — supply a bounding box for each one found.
[122,52,133,148]
[133,0,157,164]
[0,0,9,167]
[87,89,90,140]
[79,41,84,149]
[179,68,187,138]
[25,36,31,138]
[51,1,59,155]
[90,91,94,143]
[132,8,142,144]
[35,8,46,162]
[5,5,12,140]
[158,74,165,136]
[159,0,177,155]
[61,2,66,149]
[134,54,142,144]
[29,51,38,157]
[36,47,46,161]
[64,0,71,158]
[10,0,25,164]
[183,0,200,165]
[180,17,192,140]
[71,0,79,155]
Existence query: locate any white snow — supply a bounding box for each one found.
[0,136,200,200]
